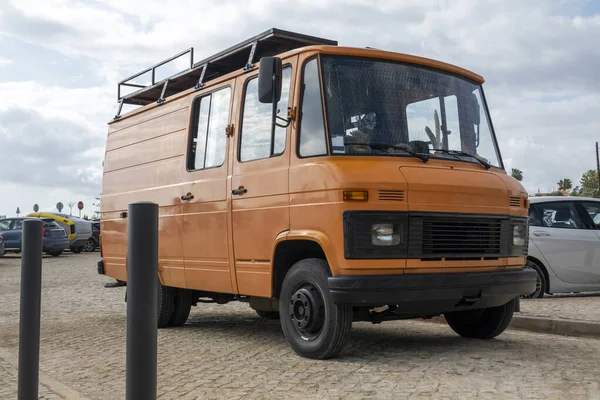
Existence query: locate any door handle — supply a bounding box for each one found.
[533,231,550,237]
[232,187,247,195]
[181,193,194,201]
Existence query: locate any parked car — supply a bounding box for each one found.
[83,221,100,252]
[27,212,92,253]
[524,196,600,298]
[0,217,70,256]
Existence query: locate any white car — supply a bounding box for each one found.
[524,196,600,298]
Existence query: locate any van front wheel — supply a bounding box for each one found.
[279,258,352,360]
[444,298,516,339]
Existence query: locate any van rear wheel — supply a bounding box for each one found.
[168,288,192,327]
[157,281,175,328]
[444,298,516,339]
[279,258,352,360]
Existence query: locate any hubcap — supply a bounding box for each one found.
[84,240,95,251]
[289,284,325,340]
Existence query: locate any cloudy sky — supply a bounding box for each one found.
[1,0,599,217]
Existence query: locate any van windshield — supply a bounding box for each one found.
[320,55,502,168]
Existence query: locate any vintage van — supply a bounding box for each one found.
[98,28,536,359]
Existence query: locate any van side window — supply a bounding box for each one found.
[188,86,231,170]
[239,67,292,162]
[299,58,327,157]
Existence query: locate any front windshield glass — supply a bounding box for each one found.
[320,55,502,168]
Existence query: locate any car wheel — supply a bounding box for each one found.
[83,239,96,252]
[168,288,192,327]
[521,261,546,299]
[255,310,280,320]
[47,250,63,257]
[279,258,352,360]
[444,298,516,339]
[70,246,83,254]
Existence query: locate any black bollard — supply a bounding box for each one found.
[126,202,159,400]
[18,218,43,400]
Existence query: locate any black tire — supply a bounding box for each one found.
[83,239,96,252]
[521,260,546,299]
[255,310,280,320]
[157,281,175,328]
[47,250,63,257]
[168,288,192,327]
[279,258,352,360]
[444,298,516,339]
[70,246,83,254]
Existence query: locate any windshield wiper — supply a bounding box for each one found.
[364,143,429,163]
[431,148,492,169]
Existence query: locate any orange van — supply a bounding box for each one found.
[98,28,536,359]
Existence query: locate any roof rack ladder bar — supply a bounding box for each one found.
[195,64,208,90]
[157,80,170,104]
[114,99,124,120]
[243,41,258,72]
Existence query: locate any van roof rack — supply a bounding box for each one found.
[114,28,337,119]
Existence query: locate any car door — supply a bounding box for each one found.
[529,201,600,284]
[3,219,23,250]
[180,83,234,293]
[230,57,296,297]
[576,200,600,284]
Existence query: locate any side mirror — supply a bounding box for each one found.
[258,57,282,104]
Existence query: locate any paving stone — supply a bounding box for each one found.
[1,253,600,399]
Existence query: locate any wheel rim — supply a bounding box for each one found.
[288,283,325,341]
[84,240,95,252]
[523,266,542,298]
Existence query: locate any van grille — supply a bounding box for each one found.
[378,190,405,201]
[408,215,508,260]
[509,197,521,207]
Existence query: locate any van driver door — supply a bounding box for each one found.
[230,56,297,297]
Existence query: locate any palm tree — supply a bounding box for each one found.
[557,178,573,192]
[511,168,523,181]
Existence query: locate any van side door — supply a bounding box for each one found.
[181,83,234,293]
[230,56,297,297]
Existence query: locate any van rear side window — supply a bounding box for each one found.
[188,87,231,170]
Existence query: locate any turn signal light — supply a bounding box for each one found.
[343,190,368,201]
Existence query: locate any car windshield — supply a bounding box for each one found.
[320,55,502,168]
[0,221,9,230]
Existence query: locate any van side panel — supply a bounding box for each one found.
[101,96,189,289]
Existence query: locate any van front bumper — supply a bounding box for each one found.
[328,269,536,312]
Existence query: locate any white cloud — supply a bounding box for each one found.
[0,0,599,215]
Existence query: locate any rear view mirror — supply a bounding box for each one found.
[258,57,282,104]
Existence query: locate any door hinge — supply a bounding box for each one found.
[225,124,234,137]
[287,107,296,121]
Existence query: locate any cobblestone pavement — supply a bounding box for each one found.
[1,253,600,399]
[519,292,600,322]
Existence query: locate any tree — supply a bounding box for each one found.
[557,178,572,192]
[511,168,523,181]
[577,169,600,198]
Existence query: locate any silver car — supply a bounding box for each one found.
[524,196,600,298]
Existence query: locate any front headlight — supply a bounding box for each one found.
[513,225,526,246]
[343,211,408,259]
[371,223,401,246]
[509,218,529,256]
